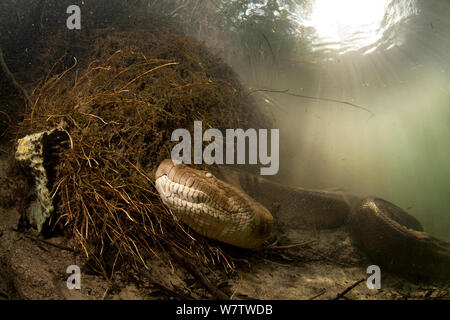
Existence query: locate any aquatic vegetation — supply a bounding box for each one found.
[13,15,268,276]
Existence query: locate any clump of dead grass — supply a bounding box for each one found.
[17,23,269,278]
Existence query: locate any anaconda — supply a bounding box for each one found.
[155,159,450,281]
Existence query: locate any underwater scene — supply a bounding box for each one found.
[0,0,449,301]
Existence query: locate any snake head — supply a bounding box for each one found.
[155,159,274,248]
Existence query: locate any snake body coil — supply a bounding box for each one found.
[155,159,450,281]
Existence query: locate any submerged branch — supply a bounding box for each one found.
[0,47,32,109]
[249,88,374,117]
[334,278,366,300]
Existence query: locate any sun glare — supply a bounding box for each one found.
[301,0,391,52]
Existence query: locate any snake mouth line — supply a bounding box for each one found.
[156,174,208,205]
[154,159,274,248]
[155,174,234,220]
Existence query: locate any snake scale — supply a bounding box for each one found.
[155,159,450,281]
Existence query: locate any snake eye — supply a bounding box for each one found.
[205,172,212,178]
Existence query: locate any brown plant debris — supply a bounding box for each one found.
[17,20,269,279]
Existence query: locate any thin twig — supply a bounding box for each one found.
[168,245,230,300]
[309,289,327,300]
[118,62,179,92]
[334,278,366,300]
[0,46,32,108]
[305,247,354,268]
[21,233,77,253]
[262,239,317,251]
[249,88,374,117]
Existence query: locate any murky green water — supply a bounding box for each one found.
[2,1,449,239]
[1,0,449,298]
[193,0,450,240]
[289,0,450,240]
